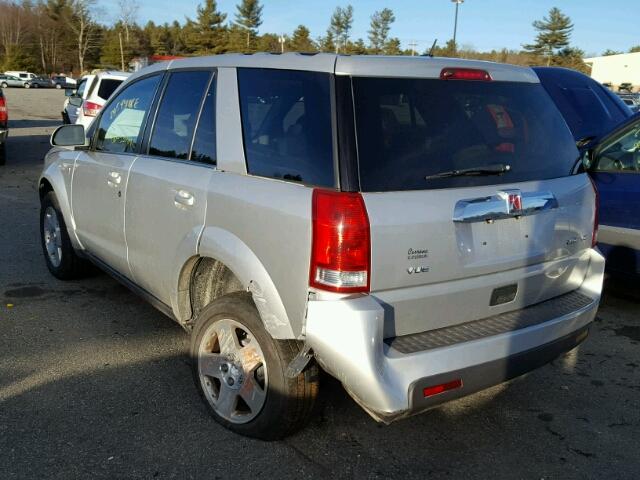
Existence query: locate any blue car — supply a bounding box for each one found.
[534,67,640,277]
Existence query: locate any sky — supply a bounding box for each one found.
[101,0,637,56]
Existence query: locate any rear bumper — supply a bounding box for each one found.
[305,248,605,423]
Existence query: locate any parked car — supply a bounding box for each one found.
[618,94,640,113]
[534,67,640,278]
[0,74,26,88]
[62,71,129,127]
[41,54,604,440]
[0,88,7,165]
[4,71,38,83]
[25,76,54,89]
[51,75,76,89]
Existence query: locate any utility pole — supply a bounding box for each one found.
[278,35,285,53]
[409,40,418,56]
[451,0,464,49]
[119,31,125,72]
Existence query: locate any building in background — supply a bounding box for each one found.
[584,52,640,92]
[129,55,184,72]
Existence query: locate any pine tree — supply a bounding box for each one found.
[329,5,353,53]
[234,0,263,50]
[189,0,227,54]
[318,31,336,53]
[524,7,573,66]
[368,8,395,54]
[289,25,316,52]
[384,37,402,56]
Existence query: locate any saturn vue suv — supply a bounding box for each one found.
[39,53,604,439]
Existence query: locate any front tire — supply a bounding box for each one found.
[40,191,90,279]
[190,292,319,440]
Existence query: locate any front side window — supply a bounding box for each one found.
[238,68,335,187]
[351,77,580,192]
[594,121,640,172]
[149,71,211,160]
[95,75,161,154]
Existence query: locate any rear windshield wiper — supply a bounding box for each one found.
[425,163,511,180]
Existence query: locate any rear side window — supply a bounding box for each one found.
[190,79,216,166]
[351,78,580,192]
[97,79,124,101]
[238,68,335,187]
[149,71,211,160]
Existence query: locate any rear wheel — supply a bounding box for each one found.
[1,82,7,88]
[40,191,91,279]
[55,84,61,89]
[190,292,319,440]
[24,83,30,89]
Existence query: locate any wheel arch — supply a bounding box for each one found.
[175,226,296,339]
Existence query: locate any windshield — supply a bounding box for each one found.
[350,77,579,192]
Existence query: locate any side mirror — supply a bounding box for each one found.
[68,96,83,107]
[51,124,87,147]
[64,88,77,97]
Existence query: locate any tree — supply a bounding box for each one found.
[65,0,101,73]
[602,49,622,56]
[234,0,262,50]
[629,46,640,53]
[186,0,227,54]
[524,7,573,66]
[117,0,138,43]
[384,37,402,56]
[288,25,316,52]
[329,5,353,53]
[368,8,394,54]
[318,30,335,53]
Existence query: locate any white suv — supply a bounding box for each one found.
[62,71,129,127]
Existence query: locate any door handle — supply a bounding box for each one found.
[107,171,122,188]
[174,189,195,208]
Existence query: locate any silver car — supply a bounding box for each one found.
[0,74,26,88]
[39,54,604,440]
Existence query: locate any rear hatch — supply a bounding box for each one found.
[342,66,597,338]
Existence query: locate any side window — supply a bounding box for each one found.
[76,79,88,97]
[95,75,161,154]
[594,122,640,172]
[149,71,211,160]
[237,68,335,187]
[190,78,216,165]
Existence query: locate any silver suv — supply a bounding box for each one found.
[40,54,604,440]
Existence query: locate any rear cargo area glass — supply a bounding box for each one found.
[351,78,580,192]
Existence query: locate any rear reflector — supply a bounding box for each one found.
[310,189,371,293]
[440,67,492,81]
[83,100,102,117]
[589,177,599,247]
[423,379,463,397]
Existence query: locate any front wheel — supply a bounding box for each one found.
[24,83,30,89]
[55,84,62,89]
[40,191,91,279]
[190,292,319,440]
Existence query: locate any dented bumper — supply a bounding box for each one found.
[305,248,605,423]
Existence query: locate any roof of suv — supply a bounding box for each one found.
[128,53,540,84]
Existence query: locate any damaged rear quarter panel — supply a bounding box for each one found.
[200,173,314,339]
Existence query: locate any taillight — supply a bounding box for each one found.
[440,67,492,81]
[82,101,102,117]
[0,96,7,123]
[589,177,599,247]
[310,189,371,293]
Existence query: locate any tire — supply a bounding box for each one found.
[40,191,91,280]
[190,292,319,440]
[55,84,62,89]
[33,83,39,89]
[0,142,5,166]
[24,83,30,89]
[1,82,7,88]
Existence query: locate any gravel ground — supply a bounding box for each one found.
[0,88,639,480]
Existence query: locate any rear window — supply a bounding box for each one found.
[351,77,580,192]
[237,68,335,188]
[97,79,124,101]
